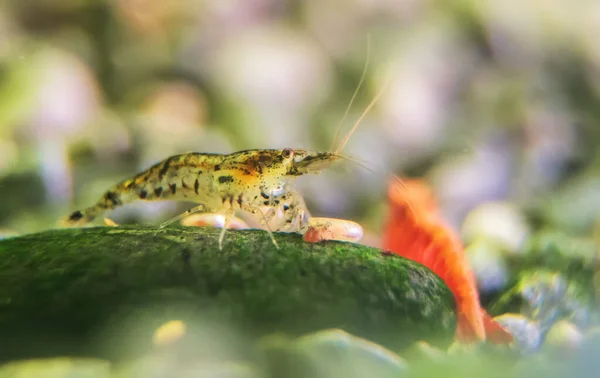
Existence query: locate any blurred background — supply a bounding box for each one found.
[1,0,600,244]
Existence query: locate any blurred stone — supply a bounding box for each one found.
[211,25,333,147]
[0,229,19,240]
[0,139,18,177]
[405,340,446,362]
[512,354,558,378]
[520,230,597,287]
[491,271,591,337]
[304,0,422,58]
[26,47,100,137]
[543,320,583,356]
[581,326,600,348]
[0,46,98,143]
[461,201,530,255]
[380,22,474,159]
[113,0,195,36]
[80,109,132,158]
[0,358,110,378]
[465,238,509,294]
[493,313,541,353]
[152,320,187,347]
[143,81,207,134]
[7,47,102,207]
[37,140,72,204]
[188,0,282,41]
[0,171,46,226]
[517,104,578,196]
[565,326,600,376]
[446,341,484,356]
[261,329,407,378]
[542,175,600,234]
[177,363,262,378]
[134,81,211,161]
[116,357,261,378]
[0,11,24,61]
[429,131,514,228]
[482,0,586,65]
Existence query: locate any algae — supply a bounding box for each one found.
[0,226,456,362]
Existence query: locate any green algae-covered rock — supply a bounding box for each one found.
[0,226,455,362]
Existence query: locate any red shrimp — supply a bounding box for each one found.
[382,179,512,344]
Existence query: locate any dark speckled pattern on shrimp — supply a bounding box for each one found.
[62,148,342,249]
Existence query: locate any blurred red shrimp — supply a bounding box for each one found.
[382,178,512,344]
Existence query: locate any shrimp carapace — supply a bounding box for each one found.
[382,178,513,344]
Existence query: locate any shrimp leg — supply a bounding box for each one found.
[302,217,364,243]
[159,204,207,229]
[253,206,280,249]
[181,213,250,229]
[218,208,236,250]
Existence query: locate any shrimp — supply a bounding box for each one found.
[62,53,386,247]
[63,149,346,249]
[63,39,389,248]
[382,178,513,344]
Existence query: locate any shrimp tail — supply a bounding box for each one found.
[482,311,514,344]
[62,186,129,227]
[382,177,513,344]
[456,310,512,344]
[455,311,486,343]
[63,205,105,226]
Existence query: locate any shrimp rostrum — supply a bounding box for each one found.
[63,148,350,249]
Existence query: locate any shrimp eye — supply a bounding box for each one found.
[282,148,294,160]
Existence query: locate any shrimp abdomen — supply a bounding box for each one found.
[63,154,220,226]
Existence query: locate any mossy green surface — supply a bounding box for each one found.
[0,226,455,362]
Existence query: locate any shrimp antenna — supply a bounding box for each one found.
[333,152,379,175]
[333,152,418,219]
[327,49,419,224]
[329,35,371,151]
[334,64,393,155]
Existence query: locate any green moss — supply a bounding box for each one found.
[0,226,455,362]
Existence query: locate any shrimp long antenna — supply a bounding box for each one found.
[333,152,379,175]
[329,35,371,152]
[333,152,418,219]
[334,66,393,155]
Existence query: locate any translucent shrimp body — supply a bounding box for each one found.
[63,148,342,248]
